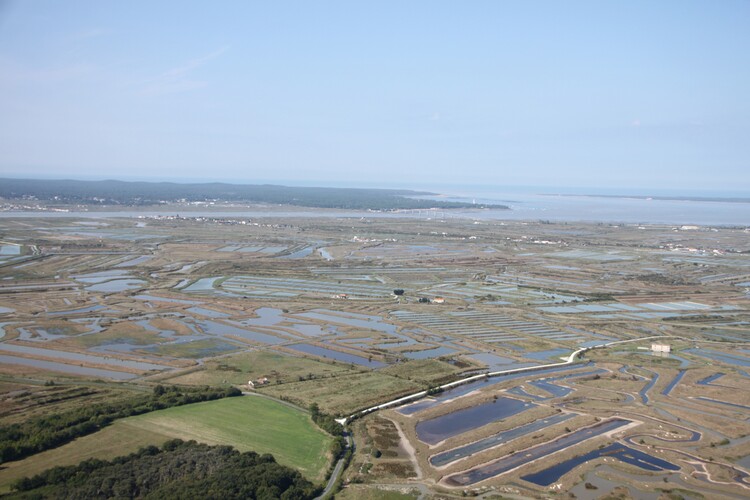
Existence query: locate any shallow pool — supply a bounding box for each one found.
[416,397,535,445]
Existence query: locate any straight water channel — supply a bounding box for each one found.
[0,354,139,380]
[430,412,576,467]
[685,348,750,367]
[445,418,631,486]
[520,442,679,486]
[697,372,725,385]
[0,343,169,372]
[661,370,686,396]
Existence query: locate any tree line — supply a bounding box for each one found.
[9,439,319,499]
[0,385,241,464]
[0,178,508,210]
[308,402,348,461]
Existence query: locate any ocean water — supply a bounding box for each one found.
[415,186,750,226]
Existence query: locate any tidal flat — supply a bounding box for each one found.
[0,213,749,498]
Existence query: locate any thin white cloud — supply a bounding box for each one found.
[70,28,112,41]
[140,45,230,97]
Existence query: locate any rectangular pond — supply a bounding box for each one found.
[294,311,398,334]
[278,247,313,259]
[86,279,147,292]
[416,397,536,445]
[523,348,570,361]
[0,245,21,255]
[182,277,221,292]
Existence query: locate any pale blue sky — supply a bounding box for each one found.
[0,1,748,191]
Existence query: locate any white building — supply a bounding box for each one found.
[651,343,671,353]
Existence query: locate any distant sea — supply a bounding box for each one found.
[412,186,750,226]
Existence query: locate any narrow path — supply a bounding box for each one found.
[315,432,352,500]
[384,416,423,479]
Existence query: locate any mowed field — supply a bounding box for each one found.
[0,395,332,491]
[262,371,422,414]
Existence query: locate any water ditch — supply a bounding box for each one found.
[114,255,153,267]
[285,343,386,368]
[444,418,631,486]
[278,246,313,259]
[520,442,679,487]
[697,372,725,386]
[693,397,750,413]
[685,348,750,367]
[0,343,169,372]
[182,277,221,292]
[639,370,659,404]
[47,304,106,316]
[660,370,686,396]
[429,412,576,468]
[72,270,131,282]
[186,307,230,318]
[134,294,202,305]
[198,319,286,344]
[0,354,139,380]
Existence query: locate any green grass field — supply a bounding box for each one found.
[126,395,331,478]
[0,395,332,491]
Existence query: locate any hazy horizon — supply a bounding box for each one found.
[3,174,749,199]
[1,1,748,191]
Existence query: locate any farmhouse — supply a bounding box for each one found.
[651,343,671,353]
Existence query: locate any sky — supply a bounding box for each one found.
[0,1,748,192]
